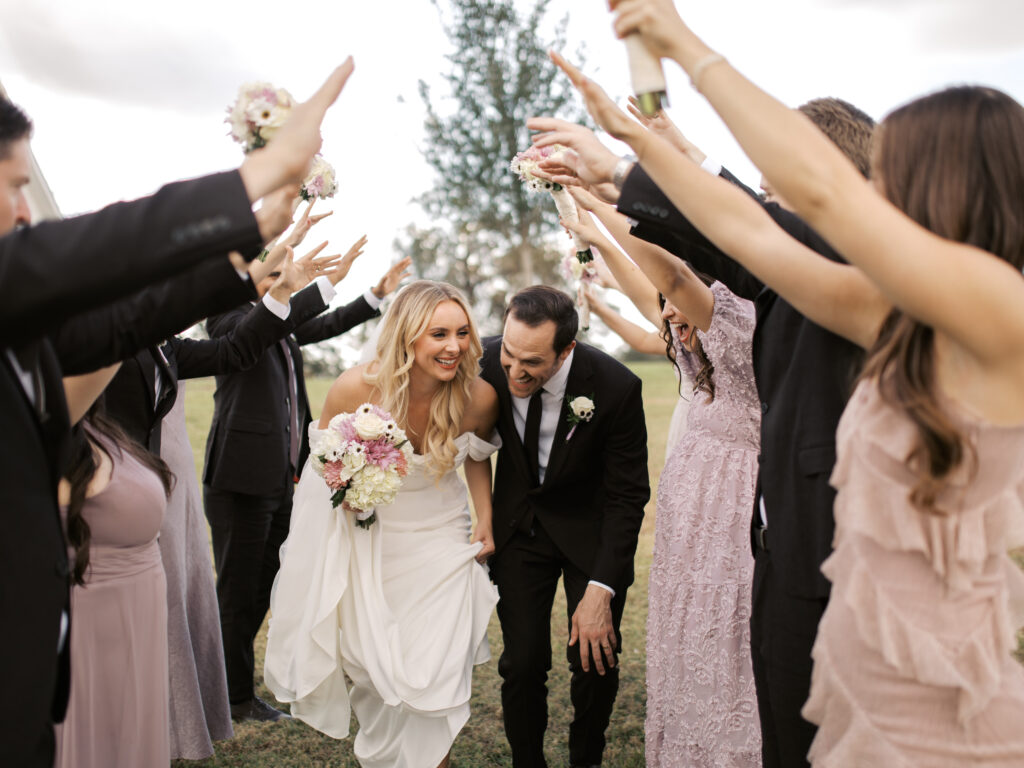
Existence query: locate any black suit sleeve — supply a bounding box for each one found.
[618,163,766,300]
[0,170,262,346]
[51,258,256,375]
[592,374,650,591]
[172,301,290,379]
[292,293,379,346]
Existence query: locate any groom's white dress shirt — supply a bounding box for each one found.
[509,349,614,597]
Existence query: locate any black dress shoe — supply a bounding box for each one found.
[230,696,292,723]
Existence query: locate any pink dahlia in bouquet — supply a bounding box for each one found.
[309,403,413,529]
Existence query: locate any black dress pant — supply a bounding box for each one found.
[750,545,828,768]
[491,519,626,768]
[204,478,293,704]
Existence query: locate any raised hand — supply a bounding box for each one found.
[253,184,302,245]
[372,256,413,299]
[286,201,334,249]
[325,234,369,286]
[610,0,693,63]
[239,59,355,206]
[626,96,705,164]
[547,52,645,149]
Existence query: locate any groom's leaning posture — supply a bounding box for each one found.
[481,286,649,768]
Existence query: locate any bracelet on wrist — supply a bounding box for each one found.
[612,157,635,191]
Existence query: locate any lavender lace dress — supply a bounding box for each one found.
[646,282,761,767]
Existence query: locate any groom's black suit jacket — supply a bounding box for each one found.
[618,164,863,599]
[0,170,263,767]
[202,285,379,497]
[480,338,649,593]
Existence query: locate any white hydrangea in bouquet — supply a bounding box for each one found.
[510,144,594,265]
[301,154,338,202]
[560,250,599,331]
[225,82,296,153]
[309,403,413,529]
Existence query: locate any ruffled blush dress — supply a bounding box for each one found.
[803,380,1024,766]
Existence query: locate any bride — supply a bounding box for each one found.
[265,280,500,768]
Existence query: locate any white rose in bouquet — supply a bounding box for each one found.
[354,411,387,441]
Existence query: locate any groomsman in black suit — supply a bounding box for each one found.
[612,99,875,768]
[0,63,352,766]
[480,286,649,768]
[0,104,262,767]
[202,256,409,722]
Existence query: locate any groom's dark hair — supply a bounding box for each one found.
[505,285,578,354]
[0,97,32,161]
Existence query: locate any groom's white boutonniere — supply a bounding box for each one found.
[566,395,595,441]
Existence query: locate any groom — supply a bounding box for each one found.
[481,285,649,768]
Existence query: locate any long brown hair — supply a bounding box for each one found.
[860,86,1024,510]
[65,403,174,585]
[659,293,715,402]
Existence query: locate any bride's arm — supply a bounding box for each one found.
[464,378,499,563]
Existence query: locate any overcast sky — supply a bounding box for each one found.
[1,0,1022,322]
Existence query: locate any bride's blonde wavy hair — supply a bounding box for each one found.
[363,280,482,477]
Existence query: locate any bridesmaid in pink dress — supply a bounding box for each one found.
[584,5,1024,763]
[559,194,762,766]
[647,284,761,768]
[55,407,173,768]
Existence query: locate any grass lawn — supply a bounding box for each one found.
[173,359,680,767]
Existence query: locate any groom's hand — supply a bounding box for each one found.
[569,584,617,675]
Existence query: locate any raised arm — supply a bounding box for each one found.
[585,286,665,355]
[612,0,1024,366]
[548,52,887,348]
[63,364,122,425]
[565,185,715,333]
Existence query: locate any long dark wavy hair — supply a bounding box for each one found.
[659,293,715,402]
[860,86,1024,510]
[65,402,174,585]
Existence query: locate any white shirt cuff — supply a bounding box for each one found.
[235,267,251,281]
[700,156,723,177]
[588,580,616,598]
[315,275,337,304]
[261,292,291,321]
[363,288,382,310]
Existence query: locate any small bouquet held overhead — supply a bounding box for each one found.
[225,81,296,153]
[510,144,594,265]
[310,403,414,529]
[225,82,337,203]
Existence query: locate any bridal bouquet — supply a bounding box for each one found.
[510,144,594,264]
[225,81,296,153]
[309,403,413,529]
[301,154,338,201]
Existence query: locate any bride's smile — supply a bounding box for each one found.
[412,300,472,381]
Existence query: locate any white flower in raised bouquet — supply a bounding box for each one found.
[225,81,296,153]
[301,154,338,201]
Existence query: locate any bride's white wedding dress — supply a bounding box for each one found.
[265,428,500,768]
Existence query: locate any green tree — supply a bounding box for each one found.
[398,0,587,330]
